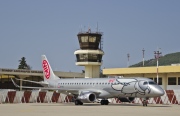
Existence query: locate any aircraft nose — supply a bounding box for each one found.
[157,89,164,96]
[154,86,165,96]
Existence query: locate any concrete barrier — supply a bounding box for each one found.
[0,90,180,104]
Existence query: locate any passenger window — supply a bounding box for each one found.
[149,81,157,85]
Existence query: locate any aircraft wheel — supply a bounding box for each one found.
[79,101,83,105]
[75,100,79,105]
[105,100,109,105]
[142,100,147,107]
[101,100,105,105]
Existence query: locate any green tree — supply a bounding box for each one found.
[18,57,31,70]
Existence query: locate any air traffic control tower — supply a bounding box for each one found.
[74,29,104,78]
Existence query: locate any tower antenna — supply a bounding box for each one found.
[97,22,99,32]
[81,25,82,32]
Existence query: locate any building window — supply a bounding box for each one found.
[89,36,96,42]
[79,54,88,60]
[178,77,180,85]
[154,77,162,85]
[81,36,88,42]
[168,77,176,85]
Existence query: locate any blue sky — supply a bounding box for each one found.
[0,0,180,72]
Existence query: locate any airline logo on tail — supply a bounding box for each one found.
[42,60,50,79]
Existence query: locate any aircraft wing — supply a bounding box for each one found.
[13,78,49,87]
[11,78,101,96]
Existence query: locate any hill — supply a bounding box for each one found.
[130,52,180,67]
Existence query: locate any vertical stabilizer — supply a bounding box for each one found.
[41,55,59,82]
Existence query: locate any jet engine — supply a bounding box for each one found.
[77,92,96,103]
[118,97,135,102]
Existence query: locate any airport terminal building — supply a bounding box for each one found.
[0,68,84,90]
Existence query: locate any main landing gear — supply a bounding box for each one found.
[101,100,109,105]
[75,100,83,105]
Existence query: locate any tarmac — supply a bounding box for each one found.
[0,103,179,116]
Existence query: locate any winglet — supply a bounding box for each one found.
[11,78,20,88]
[11,78,46,89]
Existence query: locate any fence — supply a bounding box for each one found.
[0,90,180,104]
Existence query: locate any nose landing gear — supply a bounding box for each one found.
[142,100,148,106]
[142,98,148,107]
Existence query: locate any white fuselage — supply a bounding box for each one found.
[47,78,164,99]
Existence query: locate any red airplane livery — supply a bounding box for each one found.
[42,60,50,79]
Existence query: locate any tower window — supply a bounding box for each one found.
[89,36,96,42]
[81,36,88,42]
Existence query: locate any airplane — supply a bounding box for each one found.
[11,55,165,106]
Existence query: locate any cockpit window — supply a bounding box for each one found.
[149,81,157,85]
[143,82,148,85]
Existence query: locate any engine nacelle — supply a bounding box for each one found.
[77,92,96,103]
[118,97,135,102]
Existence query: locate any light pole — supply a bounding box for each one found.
[142,48,145,66]
[154,49,162,85]
[127,53,130,67]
